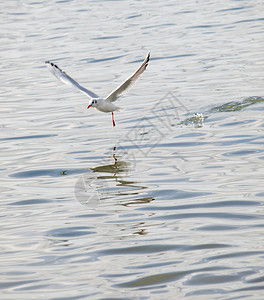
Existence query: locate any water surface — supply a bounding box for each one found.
[1,0,264,299]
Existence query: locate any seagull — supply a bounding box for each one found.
[45,52,150,127]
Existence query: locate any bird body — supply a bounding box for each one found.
[87,98,120,113]
[46,52,150,126]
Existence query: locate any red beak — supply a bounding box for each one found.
[87,105,92,109]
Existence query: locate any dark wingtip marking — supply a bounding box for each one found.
[144,52,150,69]
[45,61,55,67]
[147,51,150,60]
[45,61,57,67]
[145,52,150,67]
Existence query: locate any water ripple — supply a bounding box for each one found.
[1,1,264,299]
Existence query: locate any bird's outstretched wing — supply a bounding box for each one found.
[45,61,99,99]
[105,52,150,102]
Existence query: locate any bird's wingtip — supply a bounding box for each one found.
[145,51,151,63]
[45,61,58,68]
[145,51,150,65]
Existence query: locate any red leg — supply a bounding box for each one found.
[112,112,116,127]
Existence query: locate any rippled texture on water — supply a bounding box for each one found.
[1,0,264,299]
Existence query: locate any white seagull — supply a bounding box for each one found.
[45,52,150,127]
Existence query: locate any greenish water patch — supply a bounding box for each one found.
[180,96,264,127]
[209,96,264,113]
[179,113,208,127]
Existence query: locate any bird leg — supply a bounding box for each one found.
[112,112,116,127]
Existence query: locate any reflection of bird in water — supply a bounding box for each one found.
[91,147,155,207]
[92,147,128,177]
[113,146,117,169]
[46,52,150,127]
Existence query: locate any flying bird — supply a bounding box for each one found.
[45,52,150,127]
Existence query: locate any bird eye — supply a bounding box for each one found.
[95,100,97,104]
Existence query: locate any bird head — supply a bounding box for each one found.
[87,99,98,109]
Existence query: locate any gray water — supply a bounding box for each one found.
[1,0,264,299]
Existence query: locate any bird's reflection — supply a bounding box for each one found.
[92,146,133,177]
[89,146,154,207]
